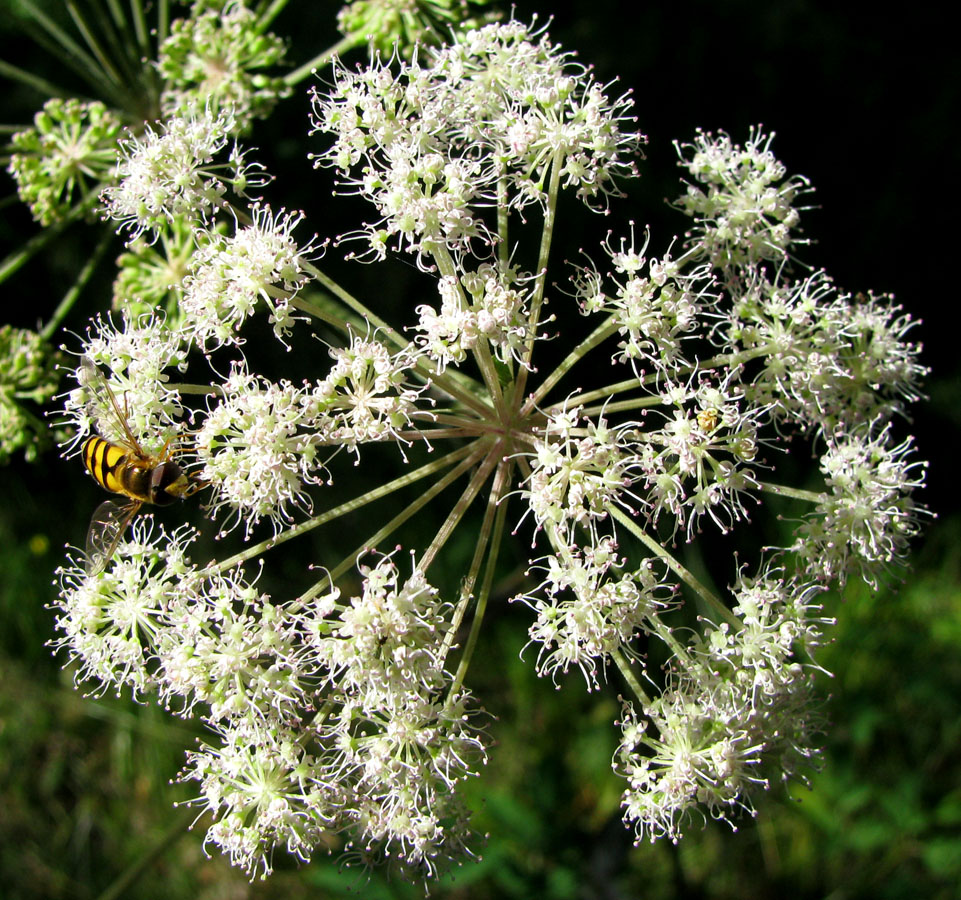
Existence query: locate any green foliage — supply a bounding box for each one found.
[789,522,961,899]
[0,325,61,463]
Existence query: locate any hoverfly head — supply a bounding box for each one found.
[149,460,191,505]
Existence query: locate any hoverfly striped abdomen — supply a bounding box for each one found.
[83,435,131,497]
[82,434,192,506]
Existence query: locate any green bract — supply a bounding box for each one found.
[8,98,121,226]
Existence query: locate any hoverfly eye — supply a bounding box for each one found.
[150,461,188,505]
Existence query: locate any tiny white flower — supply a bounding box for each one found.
[793,422,928,586]
[195,364,326,536]
[53,517,199,697]
[181,205,317,349]
[102,107,266,239]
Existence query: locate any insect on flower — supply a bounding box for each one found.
[79,357,204,573]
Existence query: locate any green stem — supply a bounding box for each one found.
[393,427,479,442]
[612,648,652,707]
[577,395,667,418]
[210,442,479,574]
[0,57,69,99]
[636,345,777,389]
[549,376,647,411]
[685,345,777,373]
[528,316,619,409]
[609,507,738,628]
[757,481,826,504]
[284,34,361,86]
[288,288,370,335]
[516,148,564,399]
[21,0,120,100]
[419,438,501,572]
[301,260,400,339]
[496,170,510,271]
[300,260,493,419]
[165,383,223,396]
[289,295,352,334]
[646,611,699,672]
[40,226,114,341]
[449,459,512,695]
[157,0,170,45]
[129,0,150,59]
[441,456,508,657]
[430,244,508,420]
[535,341,797,423]
[256,0,290,30]
[0,187,99,286]
[298,442,489,604]
[421,412,489,430]
[471,340,509,422]
[546,344,784,413]
[426,373,498,426]
[66,0,125,89]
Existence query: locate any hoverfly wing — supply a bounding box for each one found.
[79,357,112,421]
[80,357,141,452]
[85,498,140,574]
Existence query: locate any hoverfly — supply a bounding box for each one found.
[79,358,203,574]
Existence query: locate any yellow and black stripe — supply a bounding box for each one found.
[83,436,132,497]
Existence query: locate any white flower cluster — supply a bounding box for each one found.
[415,263,532,369]
[616,572,830,843]
[574,227,713,372]
[52,16,929,883]
[517,538,672,689]
[101,106,266,239]
[181,205,315,349]
[515,124,927,841]
[54,519,199,696]
[306,334,422,453]
[303,555,484,871]
[792,424,927,587]
[62,314,189,455]
[674,126,811,271]
[718,270,927,435]
[522,405,638,542]
[634,375,762,538]
[311,19,641,264]
[54,525,485,877]
[194,364,325,536]
[194,338,416,534]
[521,376,760,549]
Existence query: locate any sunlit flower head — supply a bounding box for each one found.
[101,107,266,240]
